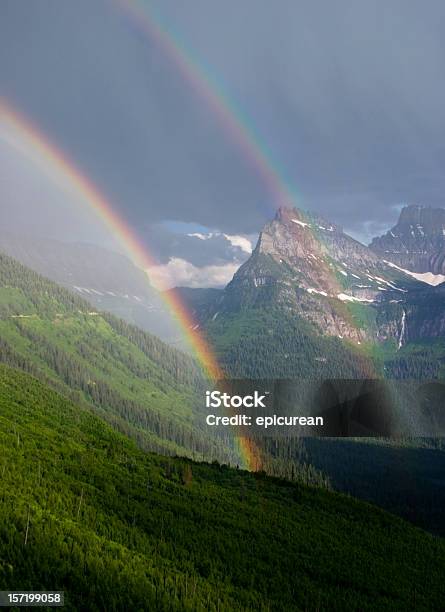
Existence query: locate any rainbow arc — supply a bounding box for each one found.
[0,99,266,469]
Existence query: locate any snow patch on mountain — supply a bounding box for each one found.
[291,219,309,228]
[384,261,445,286]
[307,288,328,296]
[337,293,374,303]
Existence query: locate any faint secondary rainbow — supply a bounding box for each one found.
[111,4,380,381]
[115,0,300,215]
[111,1,306,471]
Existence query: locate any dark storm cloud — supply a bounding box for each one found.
[0,0,269,236]
[2,0,445,247]
[155,0,445,234]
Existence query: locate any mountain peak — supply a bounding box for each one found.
[273,205,342,233]
[398,204,445,230]
[275,205,306,223]
[370,204,445,273]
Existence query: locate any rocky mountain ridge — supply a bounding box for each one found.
[207,206,429,345]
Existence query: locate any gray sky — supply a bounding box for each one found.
[1,0,445,286]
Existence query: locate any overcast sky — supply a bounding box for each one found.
[2,0,445,287]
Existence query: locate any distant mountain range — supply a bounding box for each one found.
[0,232,179,344]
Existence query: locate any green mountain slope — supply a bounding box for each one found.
[205,305,377,378]
[1,365,445,611]
[0,253,235,464]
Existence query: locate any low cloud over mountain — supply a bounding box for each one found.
[144,224,253,288]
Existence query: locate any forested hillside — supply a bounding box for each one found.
[1,365,445,611]
[206,306,377,379]
[0,253,234,464]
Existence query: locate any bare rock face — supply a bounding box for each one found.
[370,205,445,274]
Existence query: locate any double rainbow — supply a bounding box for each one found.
[1,1,300,471]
